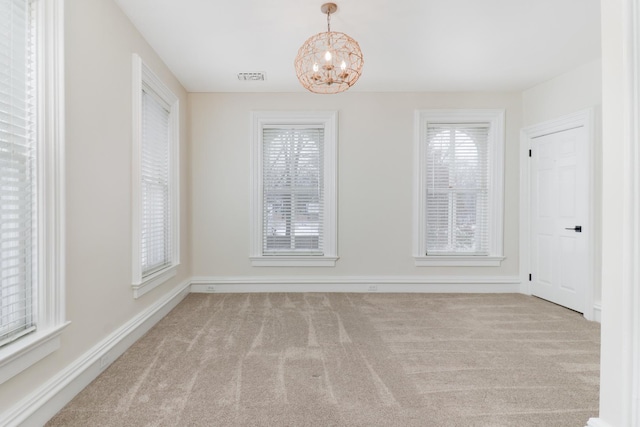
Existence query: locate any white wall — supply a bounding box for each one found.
[522,60,603,316]
[189,92,521,281]
[0,0,190,414]
[522,59,602,127]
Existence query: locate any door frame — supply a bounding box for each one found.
[519,108,596,320]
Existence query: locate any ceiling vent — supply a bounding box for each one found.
[237,72,266,81]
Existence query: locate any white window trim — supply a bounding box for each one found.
[250,111,338,267]
[0,0,69,385]
[413,109,505,267]
[131,54,180,297]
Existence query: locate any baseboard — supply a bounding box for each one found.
[1,279,191,427]
[586,418,613,427]
[190,275,521,294]
[593,302,602,323]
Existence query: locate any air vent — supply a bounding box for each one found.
[237,72,266,81]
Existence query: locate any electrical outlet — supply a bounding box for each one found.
[368,285,378,292]
[99,353,111,370]
[206,285,215,292]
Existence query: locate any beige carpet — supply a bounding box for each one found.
[47,293,600,426]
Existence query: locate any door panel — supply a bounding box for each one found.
[531,126,587,313]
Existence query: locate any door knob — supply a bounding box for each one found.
[564,225,582,232]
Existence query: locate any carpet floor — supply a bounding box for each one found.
[47,293,600,426]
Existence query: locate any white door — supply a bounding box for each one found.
[530,126,588,313]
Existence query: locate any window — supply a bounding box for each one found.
[132,54,179,297]
[250,112,338,266]
[414,110,505,266]
[0,0,66,385]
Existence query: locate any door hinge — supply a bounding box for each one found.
[529,149,532,157]
[529,274,532,281]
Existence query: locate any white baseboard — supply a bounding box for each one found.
[593,302,602,323]
[190,275,521,294]
[1,280,191,427]
[586,418,613,427]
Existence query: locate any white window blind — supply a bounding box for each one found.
[425,123,489,255]
[0,0,36,346]
[262,126,324,255]
[140,87,171,276]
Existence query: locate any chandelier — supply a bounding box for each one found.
[294,3,364,94]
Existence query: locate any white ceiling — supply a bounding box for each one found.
[113,0,601,93]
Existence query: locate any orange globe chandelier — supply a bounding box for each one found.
[294,3,364,94]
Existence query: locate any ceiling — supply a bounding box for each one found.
[113,0,601,93]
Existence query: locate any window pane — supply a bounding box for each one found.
[425,125,489,255]
[140,89,171,276]
[262,128,324,255]
[0,0,36,346]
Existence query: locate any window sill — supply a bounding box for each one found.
[250,256,339,267]
[414,255,505,267]
[132,265,178,298]
[0,322,70,385]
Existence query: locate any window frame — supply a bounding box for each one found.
[250,111,338,267]
[0,0,68,385]
[131,54,180,297]
[413,109,505,267]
